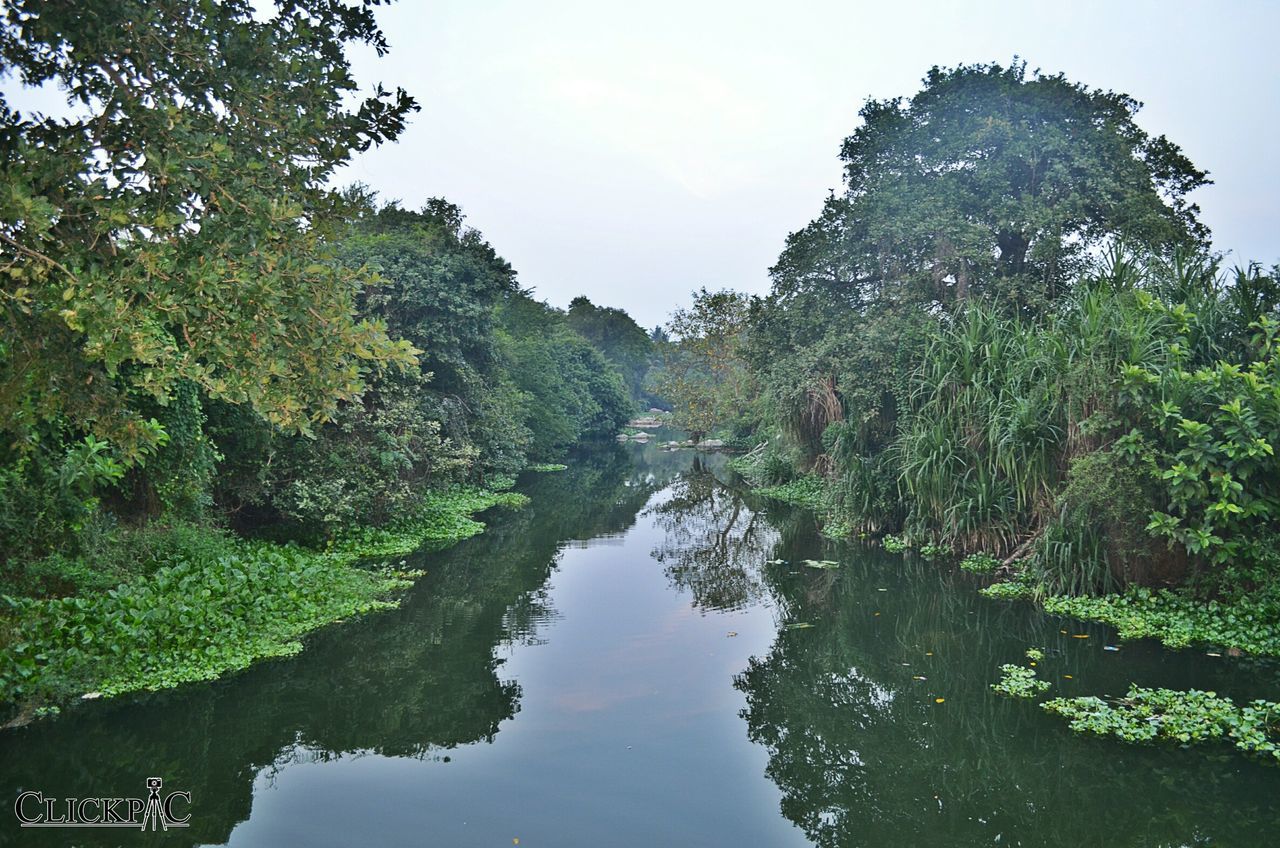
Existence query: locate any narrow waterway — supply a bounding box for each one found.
[3,437,1279,847]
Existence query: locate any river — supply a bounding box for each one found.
[3,436,1279,847]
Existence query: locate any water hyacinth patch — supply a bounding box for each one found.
[0,486,525,717]
[991,663,1051,698]
[1042,587,1280,657]
[882,535,908,553]
[980,580,1034,601]
[961,553,1002,574]
[1043,686,1280,763]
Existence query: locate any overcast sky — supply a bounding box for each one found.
[338,0,1279,327]
[4,2,1275,328]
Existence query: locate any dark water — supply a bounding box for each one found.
[3,437,1280,847]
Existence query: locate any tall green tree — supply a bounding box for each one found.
[773,60,1210,315]
[500,293,632,460]
[746,61,1213,526]
[566,295,654,406]
[0,0,418,456]
[655,289,752,443]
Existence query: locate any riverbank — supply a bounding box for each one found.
[734,468,1280,660]
[0,485,527,726]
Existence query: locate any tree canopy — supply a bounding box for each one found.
[772,61,1210,315]
[0,0,418,455]
[566,295,654,406]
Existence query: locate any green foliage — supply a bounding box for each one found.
[326,487,528,563]
[526,463,568,472]
[881,535,909,553]
[961,553,1001,574]
[742,61,1210,537]
[991,663,1051,698]
[919,543,950,560]
[0,485,519,712]
[980,580,1034,601]
[654,289,754,442]
[1,537,406,708]
[1042,585,1280,656]
[201,199,637,542]
[1124,309,1280,572]
[728,442,800,487]
[827,61,1207,310]
[1043,686,1280,763]
[894,252,1280,596]
[0,0,418,452]
[566,296,655,407]
[754,476,828,510]
[216,369,479,541]
[133,380,222,519]
[499,293,632,460]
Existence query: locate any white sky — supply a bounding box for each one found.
[4,1,1276,329]
[341,0,1280,327]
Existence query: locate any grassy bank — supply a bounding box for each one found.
[0,486,526,724]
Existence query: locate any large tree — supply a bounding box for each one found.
[655,288,752,443]
[746,61,1213,525]
[0,0,418,456]
[771,61,1210,315]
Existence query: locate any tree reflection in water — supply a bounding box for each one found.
[641,462,1280,847]
[0,446,664,848]
[648,456,778,613]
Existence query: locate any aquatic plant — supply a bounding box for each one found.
[980,580,1034,601]
[991,663,1051,698]
[882,535,908,553]
[0,487,524,716]
[1043,686,1280,763]
[960,553,1002,574]
[1042,586,1280,657]
[919,543,950,560]
[754,476,828,510]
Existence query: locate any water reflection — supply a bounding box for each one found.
[626,459,1280,846]
[0,444,664,847]
[730,534,1280,847]
[649,456,778,613]
[3,442,1280,848]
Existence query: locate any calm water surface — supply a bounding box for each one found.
[3,437,1280,847]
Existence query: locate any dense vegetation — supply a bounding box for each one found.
[666,62,1280,662]
[1,0,1274,778]
[0,1,643,718]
